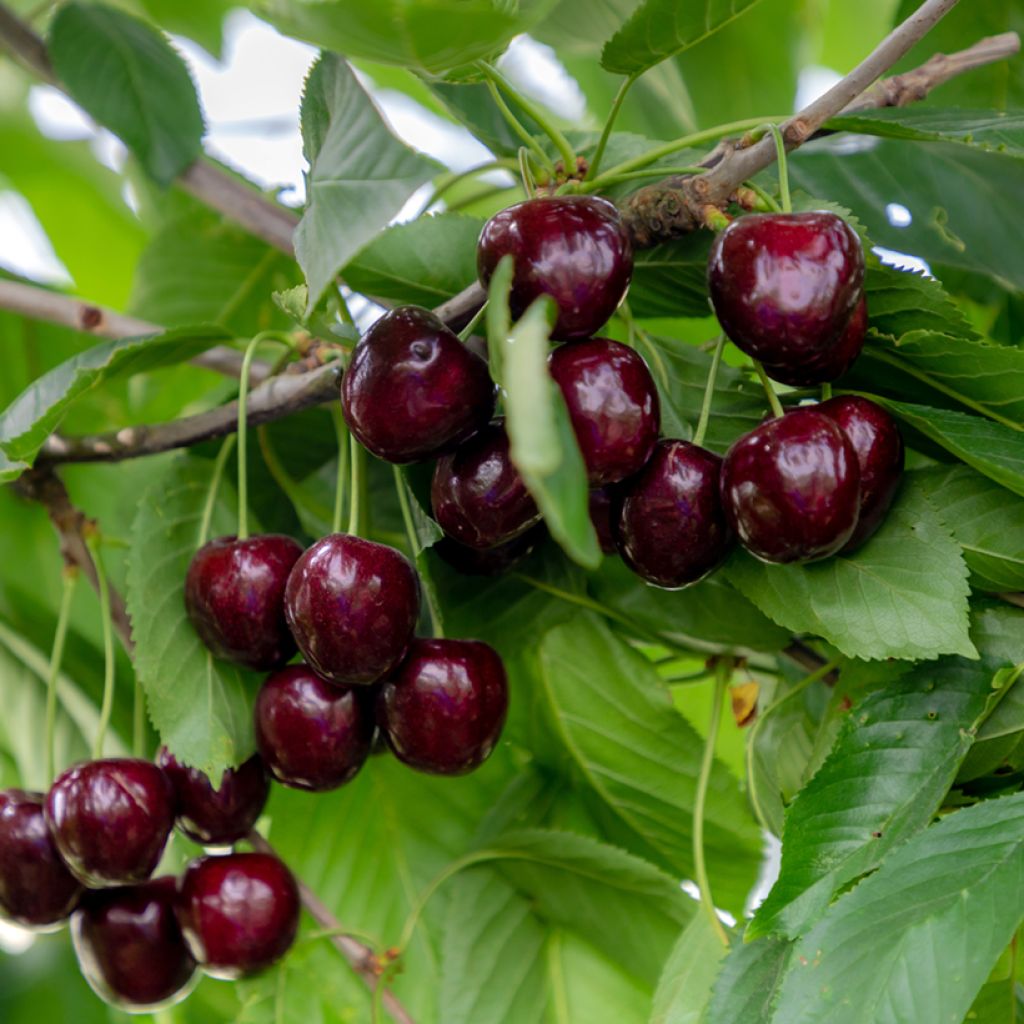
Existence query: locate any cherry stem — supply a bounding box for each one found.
[457,301,489,343]
[391,466,444,639]
[347,434,367,537]
[767,124,792,213]
[821,382,834,401]
[86,532,115,760]
[583,165,705,190]
[743,178,782,213]
[695,659,732,948]
[331,407,349,535]
[425,159,517,210]
[198,435,238,548]
[585,73,638,181]
[45,566,77,783]
[753,361,786,418]
[517,146,537,196]
[693,335,726,448]
[480,72,554,174]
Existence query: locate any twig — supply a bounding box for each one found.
[1000,593,1024,611]
[248,832,415,1024]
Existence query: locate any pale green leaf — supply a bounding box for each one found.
[649,913,727,1024]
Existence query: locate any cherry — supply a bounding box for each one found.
[477,195,633,340]
[818,395,904,550]
[72,877,197,1012]
[46,759,175,888]
[177,852,300,979]
[285,534,420,686]
[431,420,541,550]
[708,211,865,366]
[255,665,373,791]
[378,638,508,775]
[764,297,867,387]
[341,306,495,463]
[0,789,82,930]
[185,534,304,671]
[434,526,543,576]
[157,748,269,846]
[549,338,660,485]
[588,487,617,555]
[614,440,733,588]
[720,408,861,564]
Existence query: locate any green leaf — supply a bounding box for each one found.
[0,326,231,469]
[629,236,714,319]
[342,214,484,308]
[704,934,791,1024]
[916,466,1024,593]
[601,0,766,75]
[863,261,978,343]
[649,913,727,1024]
[48,2,204,185]
[768,791,1024,1024]
[749,655,997,940]
[126,457,260,777]
[536,614,761,914]
[295,54,439,310]
[873,398,1024,498]
[726,482,975,662]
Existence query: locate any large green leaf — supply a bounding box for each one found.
[0,326,231,475]
[296,54,439,310]
[629,236,713,319]
[125,457,260,777]
[48,2,204,185]
[601,0,766,75]
[704,934,791,1024]
[768,792,1024,1024]
[863,261,978,343]
[649,913,727,1024]
[725,482,975,662]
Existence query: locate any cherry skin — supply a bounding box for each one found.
[614,440,733,588]
[549,338,660,485]
[708,211,865,366]
[176,852,300,979]
[477,195,633,340]
[0,789,82,930]
[72,877,198,1012]
[255,665,373,791]
[157,748,269,846]
[818,395,904,550]
[431,420,541,550]
[720,408,861,564]
[588,487,617,555]
[285,534,420,686]
[764,297,867,387]
[378,638,508,775]
[46,759,175,888]
[185,534,304,671]
[341,306,495,463]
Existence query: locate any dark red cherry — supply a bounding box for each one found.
[588,487,617,555]
[764,297,867,387]
[0,789,82,930]
[72,877,197,1012]
[341,306,495,463]
[431,421,541,550]
[177,852,300,979]
[614,440,733,588]
[549,338,660,485]
[378,639,508,775]
[708,211,865,365]
[185,534,304,671]
[720,408,861,564]
[818,395,904,550]
[157,748,269,846]
[46,759,175,888]
[477,195,633,340]
[285,534,420,686]
[434,525,543,576]
[255,665,373,791]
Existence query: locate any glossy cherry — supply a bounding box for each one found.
[764,297,867,387]
[549,338,660,485]
[818,395,904,550]
[185,534,304,671]
[614,440,733,588]
[708,211,865,366]
[0,789,82,930]
[46,759,175,888]
[378,639,508,775]
[720,408,861,564]
[431,421,541,550]
[255,665,373,791]
[588,487,617,555]
[341,306,495,463]
[434,525,543,576]
[477,195,633,340]
[177,852,300,979]
[157,748,269,846]
[72,877,197,1012]
[285,534,420,686]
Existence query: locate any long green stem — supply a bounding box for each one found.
[695,662,731,948]
[392,467,444,638]
[693,335,726,448]
[236,337,264,540]
[87,535,115,760]
[767,124,791,213]
[584,165,705,188]
[753,361,786,418]
[347,434,367,537]
[743,178,782,213]
[458,301,489,343]
[331,408,349,535]
[585,73,637,181]
[482,75,554,173]
[198,435,237,547]
[45,568,77,783]
[426,159,516,209]
[821,382,834,401]
[518,146,537,195]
